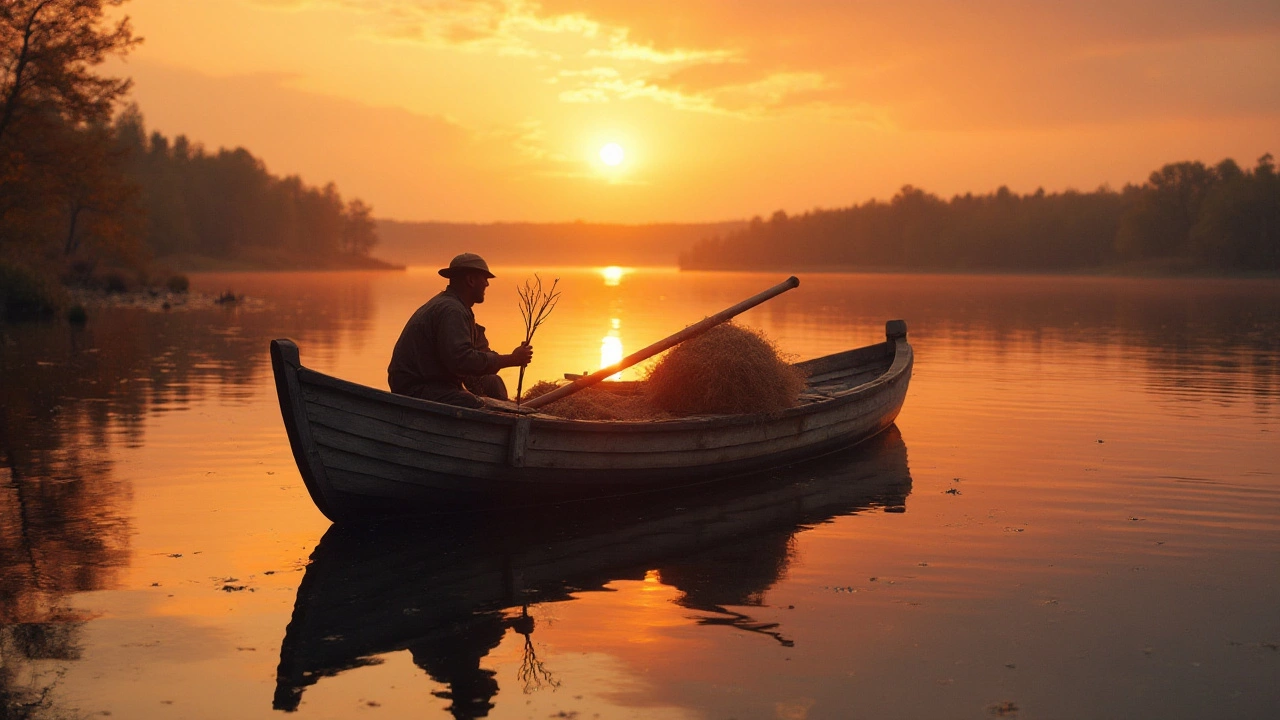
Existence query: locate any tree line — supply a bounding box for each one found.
[2,0,382,320]
[111,106,379,264]
[681,156,1280,274]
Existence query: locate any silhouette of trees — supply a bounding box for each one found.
[682,156,1280,274]
[2,1,379,286]
[111,108,380,266]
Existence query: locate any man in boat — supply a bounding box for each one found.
[387,253,533,408]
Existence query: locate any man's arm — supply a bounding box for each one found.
[476,323,534,369]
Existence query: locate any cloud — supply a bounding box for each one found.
[532,0,1280,128]
[246,0,746,112]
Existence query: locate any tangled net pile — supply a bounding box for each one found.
[646,322,806,415]
[521,323,806,420]
[520,380,667,421]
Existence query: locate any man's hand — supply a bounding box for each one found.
[506,342,533,367]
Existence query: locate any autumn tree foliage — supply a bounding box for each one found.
[0,0,139,264]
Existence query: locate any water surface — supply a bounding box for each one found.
[2,269,1278,719]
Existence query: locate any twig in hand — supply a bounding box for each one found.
[515,275,560,404]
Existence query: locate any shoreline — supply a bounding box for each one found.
[156,253,405,273]
[676,262,1280,280]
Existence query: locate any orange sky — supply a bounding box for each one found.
[107,0,1280,223]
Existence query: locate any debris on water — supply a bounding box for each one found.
[945,488,961,495]
[1097,439,1105,443]
[221,584,248,592]
[1004,527,1024,532]
[150,582,160,587]
[167,553,182,558]
[884,505,906,513]
[1129,516,1146,521]
[917,562,929,567]
[1005,663,1016,669]
[988,701,1019,716]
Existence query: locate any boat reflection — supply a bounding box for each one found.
[273,427,911,716]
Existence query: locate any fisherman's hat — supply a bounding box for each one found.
[438,253,495,279]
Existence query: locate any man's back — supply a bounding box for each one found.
[388,289,499,400]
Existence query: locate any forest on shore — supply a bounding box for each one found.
[1,0,388,321]
[681,156,1280,274]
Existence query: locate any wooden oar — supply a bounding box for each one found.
[524,276,800,410]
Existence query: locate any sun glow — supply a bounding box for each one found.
[600,265,629,286]
[599,142,625,166]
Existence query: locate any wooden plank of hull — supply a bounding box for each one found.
[299,378,511,445]
[305,401,507,463]
[315,439,505,487]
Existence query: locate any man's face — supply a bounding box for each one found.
[466,273,489,304]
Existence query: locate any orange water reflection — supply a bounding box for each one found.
[1,270,1277,718]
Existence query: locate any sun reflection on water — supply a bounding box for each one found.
[601,323,623,380]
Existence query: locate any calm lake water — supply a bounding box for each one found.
[2,268,1278,719]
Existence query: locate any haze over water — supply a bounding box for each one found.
[2,268,1278,719]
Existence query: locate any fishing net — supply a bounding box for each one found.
[520,380,667,421]
[645,322,806,415]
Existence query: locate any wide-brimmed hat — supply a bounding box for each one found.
[438,253,495,279]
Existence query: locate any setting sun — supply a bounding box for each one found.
[599,142,625,167]
[600,265,628,286]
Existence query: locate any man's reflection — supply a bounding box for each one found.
[409,612,507,720]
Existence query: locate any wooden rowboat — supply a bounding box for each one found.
[270,320,912,522]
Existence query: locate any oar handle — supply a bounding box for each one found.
[524,276,799,410]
